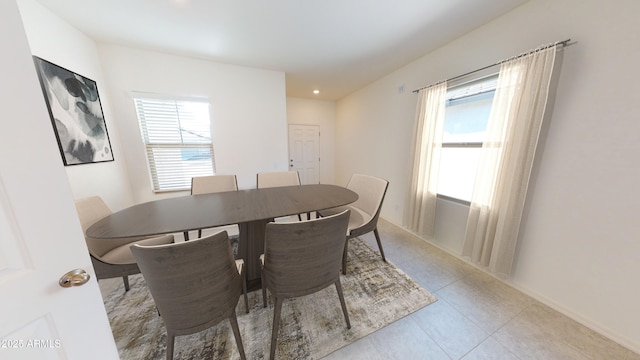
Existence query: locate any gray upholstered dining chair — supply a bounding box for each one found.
[260,210,351,360]
[74,196,174,292]
[131,231,248,360]
[257,170,305,221]
[317,174,389,274]
[190,174,239,239]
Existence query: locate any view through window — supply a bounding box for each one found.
[437,76,497,202]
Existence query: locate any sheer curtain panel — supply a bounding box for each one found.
[404,82,447,237]
[462,46,558,276]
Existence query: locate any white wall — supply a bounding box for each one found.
[335,76,418,219]
[336,0,640,352]
[17,0,288,206]
[17,0,134,210]
[98,44,288,200]
[286,97,336,184]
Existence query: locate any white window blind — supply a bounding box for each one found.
[133,95,215,192]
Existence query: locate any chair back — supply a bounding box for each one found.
[262,210,350,298]
[191,175,238,195]
[130,231,242,335]
[75,196,143,258]
[347,174,389,220]
[257,171,301,189]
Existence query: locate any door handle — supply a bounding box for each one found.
[59,269,90,288]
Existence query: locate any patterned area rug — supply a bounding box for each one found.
[103,238,437,359]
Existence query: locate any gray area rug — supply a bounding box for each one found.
[104,237,437,359]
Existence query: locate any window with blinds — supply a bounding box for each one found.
[133,95,215,192]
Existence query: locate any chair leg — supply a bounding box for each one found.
[229,311,247,360]
[342,239,349,275]
[122,276,130,292]
[373,228,386,262]
[269,297,283,360]
[198,229,202,238]
[242,266,249,314]
[262,270,268,308]
[165,331,175,360]
[297,214,303,221]
[334,279,351,329]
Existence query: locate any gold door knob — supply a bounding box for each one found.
[59,269,90,288]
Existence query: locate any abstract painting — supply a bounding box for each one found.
[33,57,114,166]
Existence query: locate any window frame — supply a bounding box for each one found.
[437,74,499,203]
[132,93,215,193]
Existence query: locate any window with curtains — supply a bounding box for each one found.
[133,95,215,192]
[437,76,497,202]
[408,43,561,275]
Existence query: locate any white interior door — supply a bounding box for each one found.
[288,124,320,184]
[0,2,118,359]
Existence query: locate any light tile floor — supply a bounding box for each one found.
[99,219,640,360]
[323,219,640,360]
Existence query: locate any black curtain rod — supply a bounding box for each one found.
[412,39,572,94]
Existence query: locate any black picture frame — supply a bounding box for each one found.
[33,56,114,166]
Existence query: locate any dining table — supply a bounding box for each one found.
[86,184,358,286]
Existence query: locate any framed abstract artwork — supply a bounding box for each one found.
[33,56,114,166]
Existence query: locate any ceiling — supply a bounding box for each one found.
[33,0,528,100]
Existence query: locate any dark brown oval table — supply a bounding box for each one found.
[86,184,358,285]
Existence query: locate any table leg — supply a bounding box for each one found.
[237,219,272,289]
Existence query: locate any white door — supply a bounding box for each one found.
[0,2,118,359]
[288,124,320,184]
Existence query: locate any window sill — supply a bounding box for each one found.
[436,194,471,207]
